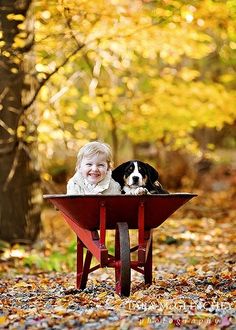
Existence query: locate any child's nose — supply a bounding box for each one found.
[91,164,98,171]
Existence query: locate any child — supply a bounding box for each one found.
[67,141,121,195]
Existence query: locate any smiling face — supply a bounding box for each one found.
[79,153,109,184]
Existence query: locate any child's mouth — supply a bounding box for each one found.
[89,173,100,178]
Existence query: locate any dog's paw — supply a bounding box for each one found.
[134,187,149,195]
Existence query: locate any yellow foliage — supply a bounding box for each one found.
[34,0,236,154]
[7,14,25,21]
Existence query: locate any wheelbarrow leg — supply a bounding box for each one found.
[76,237,92,289]
[144,236,152,285]
[115,222,131,296]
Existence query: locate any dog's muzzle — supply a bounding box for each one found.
[132,176,140,184]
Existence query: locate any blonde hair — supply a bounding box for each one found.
[76,141,113,170]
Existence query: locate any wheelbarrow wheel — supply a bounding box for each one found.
[115,222,131,296]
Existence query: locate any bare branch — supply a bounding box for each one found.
[63,7,94,76]
[0,87,9,102]
[23,44,86,111]
[3,141,22,191]
[23,3,180,111]
[0,119,15,136]
[49,71,82,104]
[0,138,16,155]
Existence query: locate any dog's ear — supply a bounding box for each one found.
[112,162,130,186]
[145,163,169,194]
[145,163,159,182]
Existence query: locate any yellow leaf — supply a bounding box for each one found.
[139,317,151,327]
[97,291,107,299]
[0,316,8,326]
[7,14,25,21]
[13,281,29,288]
[195,313,215,319]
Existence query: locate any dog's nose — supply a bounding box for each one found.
[132,176,139,183]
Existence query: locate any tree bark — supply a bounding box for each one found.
[0,0,41,243]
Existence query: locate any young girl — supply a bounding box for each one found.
[67,141,121,195]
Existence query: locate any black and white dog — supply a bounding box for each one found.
[112,160,168,195]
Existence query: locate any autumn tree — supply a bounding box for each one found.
[1,0,235,242]
[0,0,42,243]
[0,0,85,242]
[36,0,236,167]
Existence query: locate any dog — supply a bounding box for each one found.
[112,160,168,195]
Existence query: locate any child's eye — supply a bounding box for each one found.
[86,163,92,166]
[98,164,105,167]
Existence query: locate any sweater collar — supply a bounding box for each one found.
[75,169,112,194]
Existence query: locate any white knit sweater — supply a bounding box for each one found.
[67,169,121,195]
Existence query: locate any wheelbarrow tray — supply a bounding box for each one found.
[44,193,196,296]
[43,193,196,230]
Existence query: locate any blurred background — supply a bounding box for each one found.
[34,0,236,195]
[1,6,236,330]
[0,0,235,266]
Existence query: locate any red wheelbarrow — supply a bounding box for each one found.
[43,193,196,296]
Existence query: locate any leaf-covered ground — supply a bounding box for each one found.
[0,188,235,329]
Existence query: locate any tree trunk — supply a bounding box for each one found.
[0,0,41,243]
